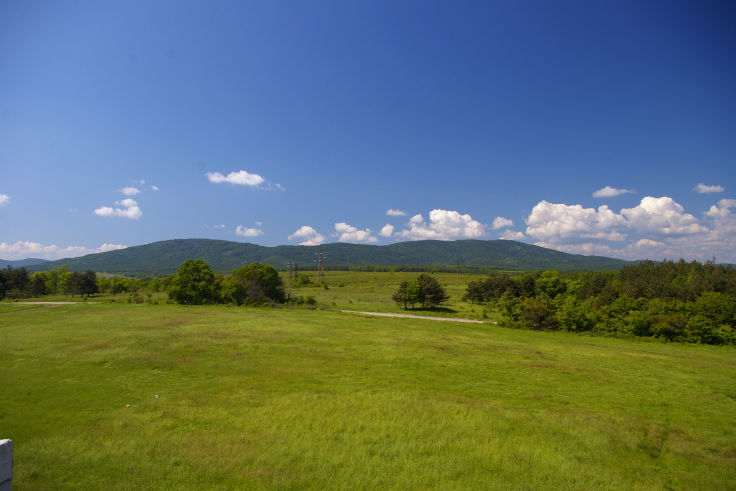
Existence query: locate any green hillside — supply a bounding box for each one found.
[27,239,632,275]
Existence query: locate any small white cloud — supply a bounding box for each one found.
[334,222,378,243]
[0,241,126,260]
[206,170,265,187]
[499,230,525,240]
[151,185,159,191]
[96,243,127,253]
[386,209,408,216]
[492,217,514,229]
[0,193,9,206]
[288,225,325,246]
[213,224,226,229]
[236,225,264,237]
[380,224,394,237]
[94,198,142,220]
[255,221,263,227]
[593,186,634,198]
[120,186,141,196]
[398,209,486,240]
[116,198,138,208]
[694,183,724,194]
[138,179,146,185]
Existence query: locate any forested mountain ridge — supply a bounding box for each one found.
[25,239,634,275]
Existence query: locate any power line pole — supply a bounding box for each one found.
[457,261,460,287]
[315,245,325,283]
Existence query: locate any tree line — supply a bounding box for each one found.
[464,260,736,345]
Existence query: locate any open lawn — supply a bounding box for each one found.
[1,303,735,489]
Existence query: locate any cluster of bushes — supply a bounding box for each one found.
[465,260,736,345]
[392,274,449,310]
[167,259,286,306]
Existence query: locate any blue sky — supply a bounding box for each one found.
[1,0,735,262]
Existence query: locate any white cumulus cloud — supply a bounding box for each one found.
[621,196,708,235]
[334,222,378,243]
[206,170,265,187]
[525,201,627,241]
[0,241,127,260]
[236,225,263,237]
[593,186,634,198]
[386,208,408,216]
[288,226,325,246]
[120,186,141,196]
[492,217,514,229]
[398,209,486,240]
[694,183,724,194]
[380,224,394,237]
[0,193,9,206]
[94,198,142,220]
[523,195,736,262]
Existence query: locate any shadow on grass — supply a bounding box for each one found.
[402,306,458,314]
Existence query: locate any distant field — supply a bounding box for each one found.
[2,303,735,489]
[282,270,496,320]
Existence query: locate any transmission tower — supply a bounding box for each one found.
[315,245,325,283]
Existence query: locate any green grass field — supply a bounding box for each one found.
[2,302,735,489]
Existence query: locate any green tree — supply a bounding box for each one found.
[168,259,218,305]
[392,280,421,310]
[70,270,99,298]
[417,273,448,309]
[224,262,285,305]
[519,296,558,330]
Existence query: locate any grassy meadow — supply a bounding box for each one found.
[1,300,735,489]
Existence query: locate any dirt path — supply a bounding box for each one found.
[339,310,494,324]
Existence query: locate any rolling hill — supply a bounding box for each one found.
[25,239,633,275]
[1,258,49,269]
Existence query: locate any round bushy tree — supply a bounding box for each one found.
[225,262,285,305]
[168,259,218,305]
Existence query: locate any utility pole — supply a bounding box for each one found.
[457,262,460,287]
[315,245,325,283]
[288,262,293,287]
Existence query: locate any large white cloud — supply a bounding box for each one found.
[206,170,265,187]
[398,209,485,240]
[0,193,9,206]
[235,225,263,237]
[592,186,634,198]
[288,226,325,246]
[621,196,708,235]
[0,241,127,260]
[94,198,142,220]
[380,224,394,237]
[526,201,627,241]
[524,196,736,262]
[334,222,378,243]
[694,183,724,194]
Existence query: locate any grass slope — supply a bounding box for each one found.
[27,238,631,275]
[1,304,734,489]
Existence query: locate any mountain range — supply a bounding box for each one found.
[23,239,633,275]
